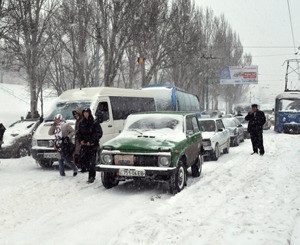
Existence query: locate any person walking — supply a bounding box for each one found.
[245,104,266,155]
[48,114,78,176]
[77,108,103,183]
[72,108,84,171]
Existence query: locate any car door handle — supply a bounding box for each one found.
[108,125,112,128]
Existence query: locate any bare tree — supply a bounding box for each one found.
[2,0,59,117]
[96,0,141,87]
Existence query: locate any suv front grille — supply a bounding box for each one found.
[134,155,158,167]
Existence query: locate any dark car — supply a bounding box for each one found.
[0,119,40,158]
[235,116,250,139]
[221,118,244,146]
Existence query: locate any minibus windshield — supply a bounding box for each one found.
[45,101,91,122]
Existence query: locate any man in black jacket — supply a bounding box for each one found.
[77,108,103,183]
[245,104,266,155]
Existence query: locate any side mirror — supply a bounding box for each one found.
[186,130,193,137]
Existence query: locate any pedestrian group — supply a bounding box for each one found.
[48,107,103,183]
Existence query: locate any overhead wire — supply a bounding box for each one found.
[286,0,297,55]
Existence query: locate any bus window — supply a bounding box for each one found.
[110,96,156,120]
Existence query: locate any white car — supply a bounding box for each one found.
[198,118,230,161]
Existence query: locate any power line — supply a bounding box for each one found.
[287,0,297,55]
[251,53,294,58]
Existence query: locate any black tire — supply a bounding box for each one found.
[169,161,186,194]
[101,172,119,189]
[38,159,53,168]
[191,154,203,177]
[18,146,30,158]
[223,141,230,154]
[211,143,220,161]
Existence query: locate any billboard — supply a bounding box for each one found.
[220,66,258,85]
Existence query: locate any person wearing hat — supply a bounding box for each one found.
[245,104,266,155]
[48,113,78,176]
[77,108,103,183]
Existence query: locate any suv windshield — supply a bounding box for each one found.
[128,117,179,131]
[46,101,91,121]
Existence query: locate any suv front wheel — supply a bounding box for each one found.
[101,172,119,189]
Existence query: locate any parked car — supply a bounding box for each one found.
[0,119,40,158]
[96,112,204,194]
[235,116,250,139]
[263,114,272,130]
[221,118,244,146]
[198,118,230,161]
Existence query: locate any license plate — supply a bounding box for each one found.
[44,152,57,159]
[114,155,134,165]
[119,168,145,177]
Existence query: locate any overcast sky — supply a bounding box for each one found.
[195,0,300,105]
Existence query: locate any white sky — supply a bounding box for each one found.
[195,0,300,105]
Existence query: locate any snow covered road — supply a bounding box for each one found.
[0,130,299,245]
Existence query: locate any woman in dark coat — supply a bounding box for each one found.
[77,108,103,183]
[72,108,83,170]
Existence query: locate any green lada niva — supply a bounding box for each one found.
[96,112,204,194]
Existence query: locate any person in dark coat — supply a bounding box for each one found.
[33,110,40,119]
[0,123,6,148]
[245,104,266,155]
[77,108,103,183]
[72,108,84,170]
[26,111,32,119]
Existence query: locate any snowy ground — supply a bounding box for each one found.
[0,83,299,244]
[0,130,299,245]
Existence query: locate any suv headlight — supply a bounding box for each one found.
[282,117,286,123]
[102,154,113,164]
[158,156,170,167]
[32,139,37,147]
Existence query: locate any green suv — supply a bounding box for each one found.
[96,112,203,194]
